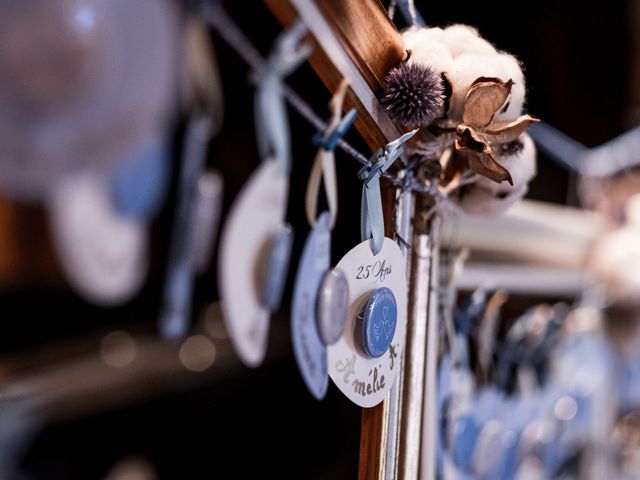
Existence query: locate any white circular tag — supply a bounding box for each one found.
[218,160,288,367]
[47,172,148,305]
[291,212,330,400]
[328,237,407,407]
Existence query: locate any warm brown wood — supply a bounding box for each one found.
[359,403,388,480]
[262,3,410,478]
[0,198,61,288]
[314,0,405,92]
[264,0,405,149]
[0,198,19,284]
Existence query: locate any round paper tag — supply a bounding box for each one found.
[328,237,407,407]
[291,212,331,400]
[47,172,148,305]
[218,160,288,367]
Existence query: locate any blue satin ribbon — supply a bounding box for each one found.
[395,0,426,27]
[254,20,311,170]
[313,108,357,152]
[159,115,211,340]
[110,140,171,220]
[358,129,417,256]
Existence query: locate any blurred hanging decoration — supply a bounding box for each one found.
[217,20,311,367]
[181,11,225,275]
[0,0,182,305]
[47,172,150,305]
[109,137,172,221]
[327,130,415,408]
[159,8,225,339]
[529,121,640,223]
[41,0,183,306]
[435,191,640,480]
[291,80,355,400]
[0,0,180,200]
[381,25,538,216]
[589,194,640,308]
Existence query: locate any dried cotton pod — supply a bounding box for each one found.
[383,23,535,205]
[493,54,526,122]
[452,134,536,216]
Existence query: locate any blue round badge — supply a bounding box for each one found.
[359,287,397,358]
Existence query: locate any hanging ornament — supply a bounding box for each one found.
[158,12,226,339]
[47,171,148,305]
[327,130,415,408]
[381,24,538,216]
[109,137,172,220]
[0,0,179,200]
[218,21,311,367]
[291,80,355,400]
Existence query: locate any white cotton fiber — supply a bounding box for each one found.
[401,25,526,123]
[403,27,447,48]
[397,24,534,217]
[446,53,506,121]
[442,24,496,58]
[454,182,528,216]
[493,54,526,122]
[453,134,536,216]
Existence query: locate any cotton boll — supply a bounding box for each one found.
[453,134,536,216]
[403,27,447,49]
[494,134,537,187]
[442,24,496,58]
[493,54,526,121]
[402,28,454,74]
[454,181,528,216]
[406,42,454,76]
[446,53,506,121]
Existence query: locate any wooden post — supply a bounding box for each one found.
[263,2,434,479]
[264,0,405,147]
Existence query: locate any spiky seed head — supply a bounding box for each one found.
[381,62,445,129]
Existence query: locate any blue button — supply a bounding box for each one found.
[359,287,397,358]
[111,140,171,220]
[453,415,480,469]
[258,224,294,312]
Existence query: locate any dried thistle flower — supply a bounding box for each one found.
[381,62,445,129]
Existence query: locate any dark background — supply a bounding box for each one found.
[0,0,634,478]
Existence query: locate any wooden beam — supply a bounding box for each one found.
[0,198,61,288]
[262,3,410,480]
[264,0,405,149]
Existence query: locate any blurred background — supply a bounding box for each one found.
[0,0,636,478]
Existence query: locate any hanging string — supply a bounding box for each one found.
[203,2,450,254]
[204,5,444,201]
[306,79,354,230]
[253,20,311,171]
[359,129,418,255]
